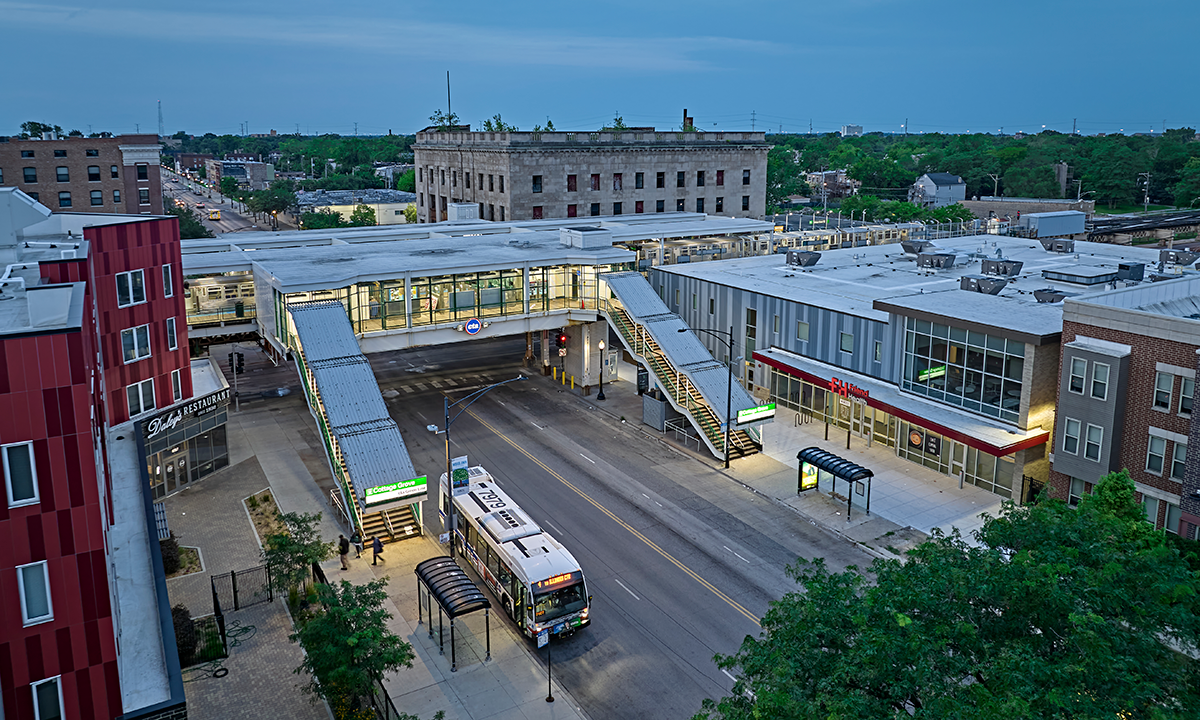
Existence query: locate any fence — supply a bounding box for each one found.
[177,612,228,669]
[211,564,273,615]
[370,677,404,720]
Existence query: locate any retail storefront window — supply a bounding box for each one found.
[142,390,231,499]
[902,317,1024,423]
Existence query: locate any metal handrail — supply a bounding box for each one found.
[383,509,396,538]
[329,489,351,530]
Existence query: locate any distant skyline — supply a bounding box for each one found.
[3,0,1197,138]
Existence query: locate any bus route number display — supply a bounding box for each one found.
[535,571,580,592]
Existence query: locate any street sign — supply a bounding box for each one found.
[537,629,549,648]
[451,455,470,496]
[736,402,776,425]
[558,348,567,357]
[464,318,482,335]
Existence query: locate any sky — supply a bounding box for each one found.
[2,0,1197,138]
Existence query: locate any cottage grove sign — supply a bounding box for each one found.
[364,476,428,505]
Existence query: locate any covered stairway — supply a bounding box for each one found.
[288,300,425,544]
[599,272,768,460]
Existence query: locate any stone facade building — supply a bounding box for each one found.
[1049,274,1200,537]
[0,133,163,215]
[413,130,769,223]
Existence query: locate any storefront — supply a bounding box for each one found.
[757,348,1048,500]
[141,388,231,500]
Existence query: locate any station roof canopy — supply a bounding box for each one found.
[415,557,492,618]
[796,446,874,482]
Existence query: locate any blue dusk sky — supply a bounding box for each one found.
[2,0,1196,137]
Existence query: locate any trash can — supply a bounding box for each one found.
[234,301,245,318]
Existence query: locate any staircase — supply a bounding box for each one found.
[600,274,764,460]
[346,482,421,542]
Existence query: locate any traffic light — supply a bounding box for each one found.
[236,352,245,375]
[227,352,235,373]
[556,332,568,349]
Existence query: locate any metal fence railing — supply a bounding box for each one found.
[211,565,273,614]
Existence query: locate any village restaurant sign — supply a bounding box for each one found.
[142,388,231,441]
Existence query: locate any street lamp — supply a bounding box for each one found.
[678,325,737,469]
[429,375,527,560]
[596,340,606,401]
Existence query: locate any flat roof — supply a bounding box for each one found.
[659,234,1168,340]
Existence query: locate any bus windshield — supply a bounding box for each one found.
[533,581,587,624]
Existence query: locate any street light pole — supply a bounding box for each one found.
[597,340,606,401]
[680,325,736,469]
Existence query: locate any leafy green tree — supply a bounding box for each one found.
[164,201,214,239]
[20,121,64,139]
[1174,157,1200,208]
[160,154,176,170]
[429,109,460,132]
[403,204,418,224]
[67,129,83,137]
[848,156,913,191]
[482,114,517,132]
[602,114,629,131]
[697,469,1200,720]
[396,169,415,192]
[348,204,376,227]
[300,209,346,229]
[291,578,415,708]
[765,147,809,212]
[262,512,335,594]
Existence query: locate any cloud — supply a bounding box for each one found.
[0,1,790,72]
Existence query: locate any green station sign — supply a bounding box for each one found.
[364,476,427,505]
[736,402,776,425]
[918,365,947,382]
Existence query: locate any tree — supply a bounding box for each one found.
[67,129,83,137]
[348,204,376,227]
[765,146,809,212]
[429,109,460,132]
[482,114,517,132]
[403,204,418,224]
[300,209,346,229]
[219,176,240,198]
[1174,157,1200,208]
[164,201,214,239]
[602,114,629,131]
[262,512,335,594]
[697,470,1200,720]
[20,121,64,139]
[396,169,415,192]
[291,578,415,708]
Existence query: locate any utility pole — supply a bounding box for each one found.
[245,120,249,137]
[904,118,908,136]
[135,123,139,133]
[809,119,812,135]
[354,122,358,136]
[1072,118,1076,135]
[446,70,452,126]
[1139,172,1152,213]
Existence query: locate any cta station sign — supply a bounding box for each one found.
[736,402,776,425]
[364,476,428,507]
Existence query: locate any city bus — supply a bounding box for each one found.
[440,466,590,640]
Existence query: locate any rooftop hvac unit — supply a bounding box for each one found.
[901,240,934,255]
[1034,288,1073,303]
[960,275,1008,295]
[918,252,956,269]
[1160,249,1200,266]
[1117,262,1145,281]
[981,258,1024,276]
[786,250,821,267]
[446,202,480,222]
[559,226,613,249]
[1039,238,1075,253]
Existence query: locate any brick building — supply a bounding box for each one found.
[204,159,275,190]
[1049,272,1200,537]
[413,129,769,223]
[0,187,229,718]
[0,133,163,215]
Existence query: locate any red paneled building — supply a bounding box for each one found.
[0,187,204,719]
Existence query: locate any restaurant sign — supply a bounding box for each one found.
[142,388,231,441]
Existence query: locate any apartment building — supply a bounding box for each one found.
[413,129,769,223]
[0,133,163,215]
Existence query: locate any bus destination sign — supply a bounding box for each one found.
[534,571,582,592]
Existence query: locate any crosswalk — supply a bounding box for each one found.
[393,373,498,395]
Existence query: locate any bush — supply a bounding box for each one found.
[172,604,197,666]
[160,533,181,575]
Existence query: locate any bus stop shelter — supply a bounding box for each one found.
[415,556,492,672]
[796,446,874,520]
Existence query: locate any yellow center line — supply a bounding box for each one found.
[464,406,761,627]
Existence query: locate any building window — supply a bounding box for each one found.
[54,149,66,158]
[1181,377,1194,416]
[113,189,121,204]
[743,169,751,185]
[28,192,38,201]
[590,174,600,191]
[127,378,156,417]
[136,163,149,181]
[635,172,644,189]
[90,190,103,206]
[613,173,622,191]
[875,341,883,363]
[453,170,458,187]
[1084,424,1103,462]
[532,175,542,193]
[656,199,665,213]
[771,314,780,333]
[111,165,119,178]
[166,317,178,351]
[677,171,685,188]
[1068,477,1086,507]
[656,172,665,189]
[23,167,37,183]
[742,196,750,211]
[674,289,680,306]
[532,206,543,220]
[1062,418,1081,455]
[55,167,69,182]
[57,192,71,208]
[172,368,183,402]
[676,198,685,212]
[139,188,150,205]
[488,174,494,191]
[1166,502,1183,534]
[18,561,53,625]
[796,321,809,341]
[590,203,600,216]
[693,293,698,310]
[419,193,424,207]
[1091,362,1109,400]
[698,172,708,188]
[716,197,724,213]
[116,269,146,307]
[1069,357,1086,393]
[567,204,577,218]
[122,324,152,363]
[1142,495,1160,525]
[696,198,705,213]
[88,165,101,182]
[1154,372,1173,409]
[613,202,622,215]
[1172,442,1187,480]
[716,170,724,186]
[1147,436,1166,474]
[163,265,174,297]
[840,332,854,353]
[31,675,63,720]
[567,174,577,192]
[440,169,445,185]
[418,168,422,182]
[4,441,39,507]
[498,205,504,220]
[21,150,34,158]
[499,175,505,193]
[710,298,716,315]
[635,200,644,213]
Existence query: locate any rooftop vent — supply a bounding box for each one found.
[1040,238,1075,253]
[981,258,1024,277]
[918,252,956,270]
[1160,249,1200,266]
[560,226,613,249]
[1117,262,1145,281]
[786,250,821,267]
[960,275,1008,295]
[1034,288,1074,303]
[901,240,934,255]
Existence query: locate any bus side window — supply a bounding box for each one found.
[498,559,513,595]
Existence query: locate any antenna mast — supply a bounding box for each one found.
[157,100,164,138]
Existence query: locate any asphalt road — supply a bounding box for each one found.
[368,337,874,719]
[162,171,270,234]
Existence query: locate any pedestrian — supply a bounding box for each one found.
[372,536,384,566]
[350,531,363,558]
[338,534,350,570]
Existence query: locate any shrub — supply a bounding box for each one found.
[248,495,260,510]
[160,533,181,575]
[172,604,197,666]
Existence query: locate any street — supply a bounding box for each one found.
[162,170,285,234]
[368,337,875,719]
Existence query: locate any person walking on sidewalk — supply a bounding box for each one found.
[350,531,363,558]
[372,536,384,566]
[339,534,351,570]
